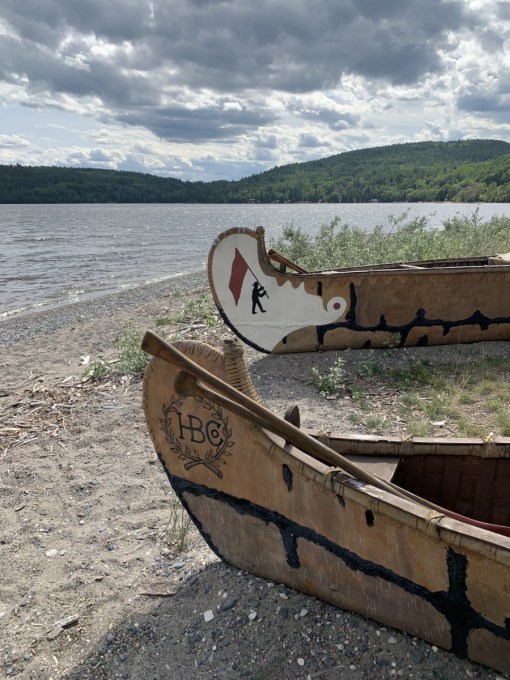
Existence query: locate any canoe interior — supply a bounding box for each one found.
[392,455,510,526]
[269,251,509,275]
[267,251,510,276]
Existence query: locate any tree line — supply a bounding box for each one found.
[1,139,510,204]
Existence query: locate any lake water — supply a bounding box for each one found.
[2,202,510,319]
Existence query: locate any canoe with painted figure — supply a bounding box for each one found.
[142,331,510,674]
[207,226,510,353]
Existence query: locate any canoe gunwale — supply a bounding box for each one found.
[210,226,510,280]
[303,427,510,458]
[260,428,510,564]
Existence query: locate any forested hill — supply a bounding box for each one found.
[2,139,510,204]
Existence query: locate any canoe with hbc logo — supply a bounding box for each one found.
[142,331,510,674]
[207,226,510,353]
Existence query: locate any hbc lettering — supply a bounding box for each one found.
[176,412,224,446]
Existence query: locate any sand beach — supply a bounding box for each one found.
[1,274,508,680]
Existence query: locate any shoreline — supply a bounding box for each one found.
[2,272,510,678]
[0,270,207,348]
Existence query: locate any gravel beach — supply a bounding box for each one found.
[1,275,509,680]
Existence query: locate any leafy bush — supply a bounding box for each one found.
[83,358,110,381]
[116,325,150,375]
[270,211,510,270]
[312,357,345,396]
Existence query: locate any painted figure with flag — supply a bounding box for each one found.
[251,281,267,314]
[228,247,269,313]
[210,228,348,353]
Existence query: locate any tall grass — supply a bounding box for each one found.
[270,210,510,270]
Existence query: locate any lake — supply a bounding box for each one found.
[2,202,510,318]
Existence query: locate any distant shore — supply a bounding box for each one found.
[0,270,207,348]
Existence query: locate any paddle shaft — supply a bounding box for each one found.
[267,249,309,274]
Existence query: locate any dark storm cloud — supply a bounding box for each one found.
[0,34,154,105]
[458,70,510,117]
[118,104,277,143]
[0,0,491,145]
[289,103,359,131]
[145,0,468,90]
[0,0,150,46]
[1,0,471,92]
[458,92,510,115]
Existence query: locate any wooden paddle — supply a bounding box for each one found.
[267,249,309,274]
[142,331,510,537]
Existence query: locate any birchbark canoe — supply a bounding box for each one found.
[142,331,510,674]
[207,226,510,353]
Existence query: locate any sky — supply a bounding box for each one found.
[0,0,509,182]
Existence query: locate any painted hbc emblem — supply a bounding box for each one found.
[160,395,234,478]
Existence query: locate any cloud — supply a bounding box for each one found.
[1,1,470,97]
[298,133,325,148]
[0,134,29,148]
[117,100,278,143]
[0,0,509,180]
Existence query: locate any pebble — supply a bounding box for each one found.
[203,610,214,623]
[388,636,398,644]
[45,549,58,558]
[219,599,236,612]
[409,647,424,664]
[297,658,305,666]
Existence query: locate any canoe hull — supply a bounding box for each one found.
[207,227,510,353]
[142,339,510,673]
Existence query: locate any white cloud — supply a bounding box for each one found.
[0,0,508,180]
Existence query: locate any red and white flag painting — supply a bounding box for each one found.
[228,248,249,305]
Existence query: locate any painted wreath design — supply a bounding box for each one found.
[160,395,234,479]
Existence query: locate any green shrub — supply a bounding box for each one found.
[177,291,219,327]
[270,211,510,270]
[83,358,110,381]
[312,357,345,396]
[117,325,150,375]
